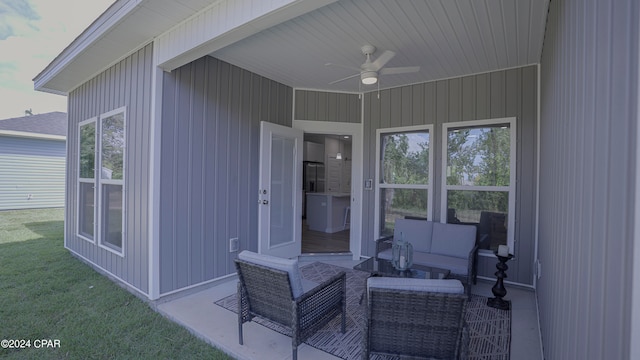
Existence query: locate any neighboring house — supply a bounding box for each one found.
[0,112,67,210]
[33,1,639,359]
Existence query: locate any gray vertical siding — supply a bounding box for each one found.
[0,136,65,210]
[538,0,637,358]
[159,56,292,294]
[361,66,538,285]
[66,43,153,294]
[294,90,361,122]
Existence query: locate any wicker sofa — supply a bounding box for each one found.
[234,250,346,360]
[376,218,479,295]
[362,277,469,359]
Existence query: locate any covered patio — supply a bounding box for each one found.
[155,257,542,359]
[33,0,639,359]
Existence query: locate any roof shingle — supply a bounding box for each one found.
[0,112,67,137]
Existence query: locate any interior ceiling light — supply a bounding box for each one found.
[361,71,378,85]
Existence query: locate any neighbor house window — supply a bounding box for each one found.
[441,118,516,253]
[78,118,97,242]
[98,108,125,254]
[375,125,433,237]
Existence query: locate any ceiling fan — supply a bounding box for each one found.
[326,45,420,85]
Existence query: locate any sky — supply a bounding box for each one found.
[0,0,114,119]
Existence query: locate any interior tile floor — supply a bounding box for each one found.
[156,257,543,360]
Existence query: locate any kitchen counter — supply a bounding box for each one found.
[306,193,350,233]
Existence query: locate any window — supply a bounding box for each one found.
[78,119,96,242]
[98,108,125,253]
[76,108,126,255]
[441,118,516,253]
[375,125,433,237]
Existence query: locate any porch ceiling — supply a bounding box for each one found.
[34,0,550,95]
[210,0,550,93]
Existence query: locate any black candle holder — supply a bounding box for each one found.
[487,251,514,310]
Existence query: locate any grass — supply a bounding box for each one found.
[0,208,232,360]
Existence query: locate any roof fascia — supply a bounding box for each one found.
[33,0,144,94]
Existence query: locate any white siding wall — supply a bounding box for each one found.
[0,136,65,210]
[538,0,638,358]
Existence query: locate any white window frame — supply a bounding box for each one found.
[77,117,97,243]
[97,106,126,257]
[374,124,434,239]
[440,117,516,256]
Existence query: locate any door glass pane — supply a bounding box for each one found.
[446,125,510,186]
[446,190,508,251]
[79,122,95,179]
[270,136,294,247]
[101,184,123,250]
[380,131,430,185]
[379,188,428,236]
[101,113,124,180]
[79,182,94,239]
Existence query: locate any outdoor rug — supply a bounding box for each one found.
[215,262,510,359]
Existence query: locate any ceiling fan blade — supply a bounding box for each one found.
[371,50,396,71]
[329,73,361,85]
[380,66,420,75]
[325,62,361,72]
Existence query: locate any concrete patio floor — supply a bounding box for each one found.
[156,257,543,360]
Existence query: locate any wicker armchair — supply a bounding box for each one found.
[362,277,469,359]
[234,253,346,360]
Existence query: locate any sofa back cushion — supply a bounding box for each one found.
[238,250,305,298]
[430,222,477,259]
[393,218,433,252]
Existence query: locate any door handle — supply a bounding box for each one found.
[262,200,269,205]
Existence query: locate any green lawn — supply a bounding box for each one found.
[0,208,232,360]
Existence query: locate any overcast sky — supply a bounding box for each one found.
[0,0,114,119]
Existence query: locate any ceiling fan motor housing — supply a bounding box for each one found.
[361,44,376,56]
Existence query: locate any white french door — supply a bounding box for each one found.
[258,121,303,258]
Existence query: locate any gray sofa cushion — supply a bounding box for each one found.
[430,222,477,259]
[393,218,433,252]
[367,277,464,294]
[413,252,469,275]
[238,250,305,298]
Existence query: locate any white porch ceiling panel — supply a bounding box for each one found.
[210,0,550,93]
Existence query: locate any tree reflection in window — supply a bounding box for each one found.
[101,113,124,180]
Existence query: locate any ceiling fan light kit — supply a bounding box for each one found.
[361,71,378,84]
